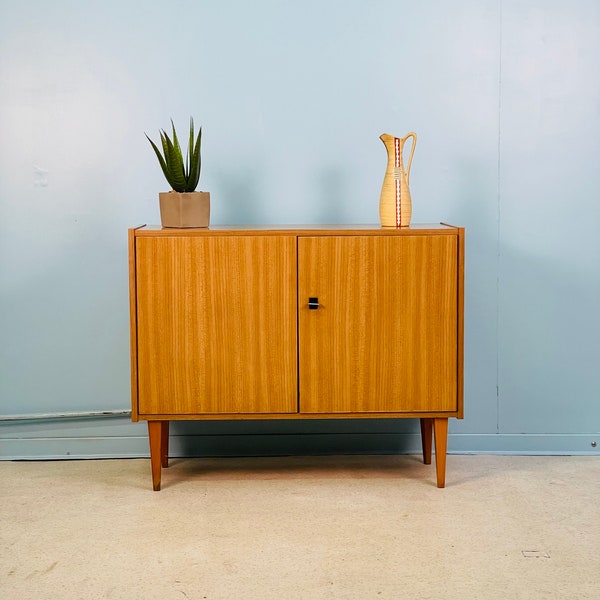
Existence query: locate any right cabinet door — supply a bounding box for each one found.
[298,234,458,413]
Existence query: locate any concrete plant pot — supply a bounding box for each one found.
[159,191,210,228]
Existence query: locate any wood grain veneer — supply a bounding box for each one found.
[298,235,458,413]
[135,235,297,415]
[129,224,464,489]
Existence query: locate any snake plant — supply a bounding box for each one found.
[146,118,202,192]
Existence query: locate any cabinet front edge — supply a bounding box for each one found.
[136,412,462,421]
[132,223,462,236]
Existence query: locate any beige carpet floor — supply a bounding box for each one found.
[1,455,599,599]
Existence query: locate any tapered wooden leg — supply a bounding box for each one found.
[161,421,170,468]
[148,421,163,491]
[433,418,449,488]
[420,418,433,465]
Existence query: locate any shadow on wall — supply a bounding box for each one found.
[171,419,421,458]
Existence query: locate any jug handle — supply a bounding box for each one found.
[403,132,417,185]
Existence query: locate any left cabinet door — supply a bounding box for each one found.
[134,235,298,416]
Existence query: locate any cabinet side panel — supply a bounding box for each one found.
[298,235,458,413]
[136,235,297,414]
[128,228,139,421]
[457,227,465,419]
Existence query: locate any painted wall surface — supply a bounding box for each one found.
[1,0,598,457]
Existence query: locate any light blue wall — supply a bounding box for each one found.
[1,0,598,457]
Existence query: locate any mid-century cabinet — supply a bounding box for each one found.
[129,224,464,490]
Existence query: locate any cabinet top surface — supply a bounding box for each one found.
[132,223,462,236]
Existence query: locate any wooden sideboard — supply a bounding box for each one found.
[129,224,464,490]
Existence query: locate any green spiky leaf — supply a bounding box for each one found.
[188,120,202,191]
[146,117,203,192]
[146,133,177,190]
[163,131,187,191]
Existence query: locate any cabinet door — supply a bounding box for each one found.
[298,235,458,413]
[135,235,297,415]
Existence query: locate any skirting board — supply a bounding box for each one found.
[1,430,598,459]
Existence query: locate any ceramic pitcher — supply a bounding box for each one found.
[379,132,417,227]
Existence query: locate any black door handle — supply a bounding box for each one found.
[308,297,320,310]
